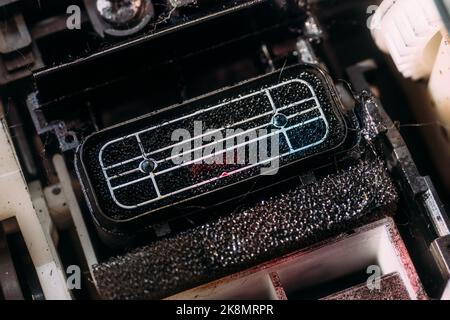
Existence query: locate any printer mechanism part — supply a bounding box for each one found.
[0,0,449,300]
[75,64,357,245]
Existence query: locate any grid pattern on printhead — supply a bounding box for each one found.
[97,78,330,209]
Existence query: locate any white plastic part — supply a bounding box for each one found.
[428,32,450,127]
[371,0,443,80]
[0,119,71,300]
[43,183,72,230]
[53,154,98,279]
[442,280,450,300]
[372,0,450,129]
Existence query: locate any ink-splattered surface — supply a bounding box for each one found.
[93,157,398,300]
[77,65,347,222]
[323,273,411,300]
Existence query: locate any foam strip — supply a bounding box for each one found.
[93,158,398,299]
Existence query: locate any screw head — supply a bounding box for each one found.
[272,113,288,128]
[96,0,143,26]
[139,158,157,174]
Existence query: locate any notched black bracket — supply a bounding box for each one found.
[26,92,79,152]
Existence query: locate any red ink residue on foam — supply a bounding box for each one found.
[386,221,428,300]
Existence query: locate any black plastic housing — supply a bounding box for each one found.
[75,64,356,246]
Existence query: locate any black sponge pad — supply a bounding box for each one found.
[93,158,398,299]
